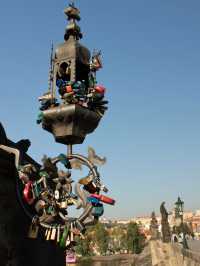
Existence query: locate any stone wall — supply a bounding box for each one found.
[172,243,200,266]
[150,240,200,266]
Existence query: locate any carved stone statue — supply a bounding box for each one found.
[160,202,171,243]
[150,211,159,240]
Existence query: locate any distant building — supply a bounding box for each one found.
[99,209,200,238]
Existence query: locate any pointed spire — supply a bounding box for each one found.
[48,42,54,92]
[64,1,82,41]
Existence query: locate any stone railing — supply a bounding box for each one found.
[172,243,200,265]
[150,240,200,266]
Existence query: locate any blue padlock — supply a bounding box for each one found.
[92,203,104,217]
[33,182,42,198]
[87,196,100,205]
[58,154,71,168]
[56,79,67,88]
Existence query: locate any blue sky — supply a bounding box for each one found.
[0,0,200,218]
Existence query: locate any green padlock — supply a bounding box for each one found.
[59,225,69,248]
[39,171,49,178]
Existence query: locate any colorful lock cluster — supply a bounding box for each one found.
[18,148,115,256]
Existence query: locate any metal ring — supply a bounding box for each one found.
[17,153,100,230]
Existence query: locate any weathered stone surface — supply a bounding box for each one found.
[150,240,200,266]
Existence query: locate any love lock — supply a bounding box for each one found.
[23,181,35,205]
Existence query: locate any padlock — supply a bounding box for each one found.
[66,235,70,247]
[56,78,64,88]
[33,182,42,198]
[28,223,39,239]
[23,181,35,205]
[95,85,106,95]
[87,196,100,205]
[28,217,39,239]
[57,225,61,243]
[60,201,68,209]
[58,154,71,169]
[60,225,69,248]
[55,190,60,200]
[51,227,57,241]
[41,190,48,199]
[67,198,75,206]
[66,85,73,93]
[70,223,74,242]
[92,203,104,218]
[91,194,115,205]
[46,228,52,241]
[47,206,54,215]
[70,198,78,206]
[79,175,93,186]
[35,200,46,214]
[19,172,29,184]
[45,228,48,238]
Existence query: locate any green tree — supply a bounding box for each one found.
[111,226,127,253]
[127,222,145,254]
[75,232,93,257]
[120,228,128,251]
[93,222,110,255]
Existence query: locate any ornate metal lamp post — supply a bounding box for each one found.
[16,1,115,265]
[175,196,184,226]
[174,197,188,249]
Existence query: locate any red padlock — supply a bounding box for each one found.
[23,181,35,205]
[91,194,115,205]
[66,85,73,93]
[95,85,106,94]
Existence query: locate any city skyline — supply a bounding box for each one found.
[102,207,200,221]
